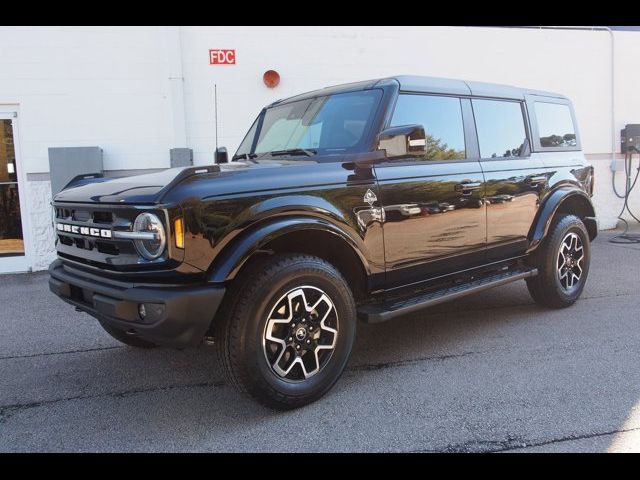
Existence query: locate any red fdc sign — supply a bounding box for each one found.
[209,49,236,65]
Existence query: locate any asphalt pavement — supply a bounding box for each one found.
[1,229,640,452]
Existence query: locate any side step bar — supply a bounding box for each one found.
[358,268,538,324]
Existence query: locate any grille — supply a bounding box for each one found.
[55,207,114,224]
[53,204,145,268]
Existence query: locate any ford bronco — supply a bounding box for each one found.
[49,76,597,409]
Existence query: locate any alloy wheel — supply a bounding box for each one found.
[556,232,584,291]
[262,286,339,381]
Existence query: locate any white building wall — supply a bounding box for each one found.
[0,26,176,269]
[182,26,614,157]
[0,26,639,271]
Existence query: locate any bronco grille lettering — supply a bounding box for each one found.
[56,223,112,238]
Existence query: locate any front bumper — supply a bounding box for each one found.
[48,259,225,347]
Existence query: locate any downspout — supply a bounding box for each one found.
[604,27,615,170]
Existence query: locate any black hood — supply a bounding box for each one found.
[51,158,351,205]
[52,166,222,204]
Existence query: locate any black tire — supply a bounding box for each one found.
[526,214,591,308]
[215,253,357,410]
[98,320,158,348]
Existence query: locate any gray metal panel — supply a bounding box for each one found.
[393,75,471,95]
[48,146,103,195]
[169,148,193,168]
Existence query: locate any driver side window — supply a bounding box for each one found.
[390,94,466,161]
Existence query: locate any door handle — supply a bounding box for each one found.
[455,182,482,195]
[527,175,548,187]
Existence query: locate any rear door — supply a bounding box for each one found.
[470,98,548,260]
[375,93,487,288]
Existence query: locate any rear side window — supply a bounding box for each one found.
[534,102,577,148]
[472,99,527,159]
[390,94,466,160]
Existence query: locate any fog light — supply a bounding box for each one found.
[138,303,165,323]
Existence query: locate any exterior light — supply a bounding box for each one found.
[138,303,165,323]
[263,70,280,88]
[132,212,166,260]
[174,217,185,249]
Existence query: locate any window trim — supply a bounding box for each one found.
[470,97,532,162]
[386,92,471,163]
[525,94,581,153]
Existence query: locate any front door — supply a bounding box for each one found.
[0,112,29,273]
[375,94,487,288]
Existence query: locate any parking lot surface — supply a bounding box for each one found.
[1,229,640,452]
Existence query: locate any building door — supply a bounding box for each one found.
[0,111,30,273]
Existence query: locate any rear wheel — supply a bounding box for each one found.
[215,253,356,410]
[526,214,590,308]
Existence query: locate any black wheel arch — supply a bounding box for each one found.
[207,216,372,301]
[528,187,597,253]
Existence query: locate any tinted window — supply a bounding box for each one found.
[235,90,382,157]
[472,99,527,158]
[534,102,577,148]
[390,94,465,160]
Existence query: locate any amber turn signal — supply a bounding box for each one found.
[174,217,185,249]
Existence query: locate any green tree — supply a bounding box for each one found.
[425,134,465,160]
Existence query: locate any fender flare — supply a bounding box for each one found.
[528,187,597,251]
[207,216,371,283]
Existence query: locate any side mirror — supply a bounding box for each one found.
[377,124,427,159]
[215,147,229,164]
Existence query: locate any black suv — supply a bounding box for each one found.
[49,76,597,409]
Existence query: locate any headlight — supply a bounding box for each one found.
[132,213,166,260]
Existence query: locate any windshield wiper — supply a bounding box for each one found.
[232,153,258,161]
[269,148,316,157]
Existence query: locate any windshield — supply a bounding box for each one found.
[235,89,382,158]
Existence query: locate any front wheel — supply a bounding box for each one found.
[215,254,356,410]
[526,214,591,308]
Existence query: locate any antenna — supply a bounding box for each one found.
[214,83,219,152]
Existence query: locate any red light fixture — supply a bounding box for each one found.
[263,70,280,88]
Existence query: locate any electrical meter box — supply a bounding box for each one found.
[621,124,640,153]
[48,146,103,196]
